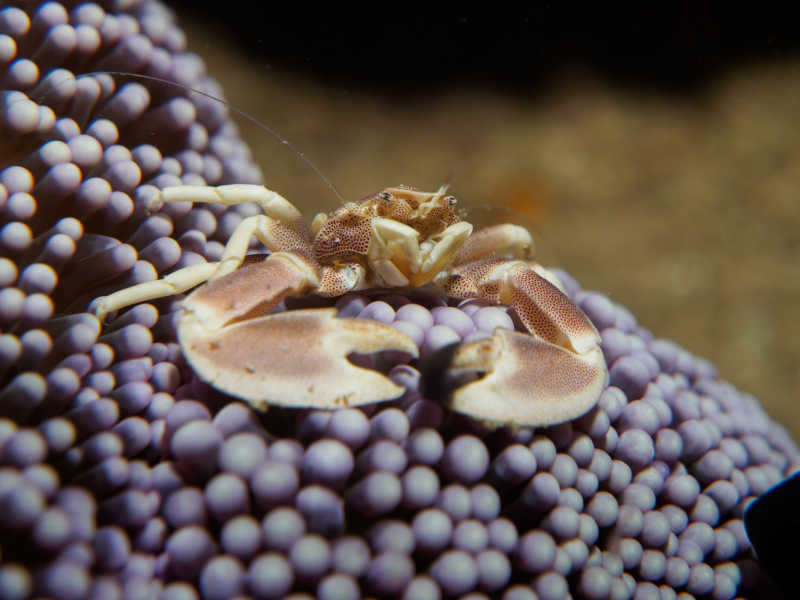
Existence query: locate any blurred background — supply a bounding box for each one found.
[166,4,800,438]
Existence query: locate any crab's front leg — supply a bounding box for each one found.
[441,258,607,427]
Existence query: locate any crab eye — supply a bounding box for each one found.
[445,195,457,206]
[378,192,393,202]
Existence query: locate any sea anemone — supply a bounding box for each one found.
[1,2,798,599]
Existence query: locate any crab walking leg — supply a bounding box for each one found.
[209,214,310,280]
[150,184,303,223]
[91,261,219,321]
[92,213,316,321]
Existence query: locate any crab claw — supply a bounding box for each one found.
[177,308,419,410]
[446,328,607,427]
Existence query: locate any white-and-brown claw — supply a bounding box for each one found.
[178,307,418,410]
[183,252,319,331]
[90,183,608,426]
[447,328,607,427]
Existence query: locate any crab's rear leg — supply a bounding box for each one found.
[442,258,607,427]
[149,183,314,281]
[450,223,536,265]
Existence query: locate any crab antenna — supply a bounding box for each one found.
[38,70,345,204]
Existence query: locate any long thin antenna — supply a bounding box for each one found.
[67,70,346,203]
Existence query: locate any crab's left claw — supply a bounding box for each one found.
[446,328,607,427]
[177,308,419,410]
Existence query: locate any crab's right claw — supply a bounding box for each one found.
[177,308,419,410]
[446,328,607,427]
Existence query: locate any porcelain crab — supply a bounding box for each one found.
[91,184,607,426]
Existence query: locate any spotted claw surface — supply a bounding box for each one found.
[446,327,608,426]
[177,307,419,410]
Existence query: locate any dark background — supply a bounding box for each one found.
[168,4,800,91]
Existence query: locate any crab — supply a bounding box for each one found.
[91,184,607,427]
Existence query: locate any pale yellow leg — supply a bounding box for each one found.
[91,261,218,321]
[92,214,287,321]
[210,215,275,280]
[150,184,303,223]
